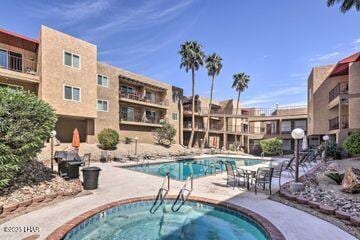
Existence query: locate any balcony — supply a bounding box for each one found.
[120,92,168,109]
[329,115,349,131]
[329,82,348,103]
[183,122,205,131]
[120,115,162,127]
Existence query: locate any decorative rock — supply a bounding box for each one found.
[47,193,58,199]
[327,163,339,171]
[342,168,360,193]
[309,201,320,209]
[32,196,46,203]
[283,192,297,201]
[18,199,33,208]
[296,197,309,205]
[350,216,360,227]
[319,205,335,215]
[335,210,351,221]
[3,203,19,213]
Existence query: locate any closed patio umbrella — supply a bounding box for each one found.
[72,128,80,149]
[302,134,308,151]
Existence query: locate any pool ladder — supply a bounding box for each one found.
[204,160,224,175]
[149,172,170,214]
[171,174,193,212]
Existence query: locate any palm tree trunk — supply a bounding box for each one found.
[202,75,215,149]
[188,68,195,148]
[234,91,240,146]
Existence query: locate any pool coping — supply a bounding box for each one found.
[46,195,285,240]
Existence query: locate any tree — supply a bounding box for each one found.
[327,0,360,12]
[0,88,57,188]
[98,128,119,150]
[154,121,176,146]
[202,53,223,149]
[179,41,205,148]
[232,73,250,145]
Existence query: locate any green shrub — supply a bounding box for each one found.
[343,131,360,155]
[320,141,339,158]
[124,137,133,144]
[325,171,344,185]
[260,138,282,156]
[0,88,57,188]
[98,128,119,149]
[153,121,176,146]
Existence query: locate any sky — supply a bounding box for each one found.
[1,0,359,107]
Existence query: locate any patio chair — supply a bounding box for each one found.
[100,151,109,163]
[81,153,91,166]
[271,161,285,190]
[225,163,247,189]
[282,155,296,178]
[254,167,274,195]
[113,154,127,163]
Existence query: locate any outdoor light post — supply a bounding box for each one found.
[50,130,57,171]
[134,137,138,156]
[322,135,330,162]
[290,128,305,192]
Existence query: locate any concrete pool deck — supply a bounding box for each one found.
[0,159,356,240]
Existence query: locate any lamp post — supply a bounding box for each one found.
[322,135,329,162]
[50,130,57,171]
[134,137,138,156]
[290,128,305,192]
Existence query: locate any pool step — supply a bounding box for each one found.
[159,212,192,237]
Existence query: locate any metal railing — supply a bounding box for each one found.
[150,172,170,214]
[120,92,169,106]
[0,52,37,75]
[329,82,349,102]
[341,115,349,129]
[171,174,193,212]
[329,117,339,130]
[120,115,163,124]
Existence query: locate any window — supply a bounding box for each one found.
[146,110,156,123]
[64,86,80,101]
[0,83,23,91]
[97,75,108,87]
[145,91,156,103]
[121,85,134,94]
[121,107,134,121]
[283,139,292,151]
[294,120,307,131]
[64,51,80,69]
[281,121,291,133]
[97,100,108,112]
[172,112,178,121]
[0,49,8,68]
[172,93,179,103]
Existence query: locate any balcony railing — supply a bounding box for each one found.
[120,115,162,125]
[0,52,37,75]
[120,92,169,106]
[329,82,349,103]
[329,117,339,131]
[226,125,248,133]
[183,122,204,130]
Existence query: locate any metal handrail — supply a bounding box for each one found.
[149,172,170,214]
[171,174,193,212]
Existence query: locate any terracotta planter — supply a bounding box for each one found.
[296,197,309,205]
[309,201,320,209]
[3,203,19,213]
[33,196,46,203]
[335,210,351,221]
[319,205,335,215]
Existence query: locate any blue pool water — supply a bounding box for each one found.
[125,157,264,180]
[64,200,268,240]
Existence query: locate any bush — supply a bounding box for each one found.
[260,138,282,156]
[325,171,344,185]
[98,128,119,150]
[343,131,360,155]
[320,141,340,158]
[153,121,176,146]
[0,88,57,188]
[124,137,133,144]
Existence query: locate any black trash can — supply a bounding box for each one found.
[82,167,101,190]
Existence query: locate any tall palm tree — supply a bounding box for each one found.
[202,53,223,149]
[327,0,360,12]
[179,41,205,148]
[232,73,250,145]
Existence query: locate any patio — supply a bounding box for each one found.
[0,159,356,240]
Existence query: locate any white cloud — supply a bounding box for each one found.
[309,51,340,63]
[353,38,360,44]
[241,86,306,107]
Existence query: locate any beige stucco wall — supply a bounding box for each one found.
[39,25,97,119]
[349,61,360,129]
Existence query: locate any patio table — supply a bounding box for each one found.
[238,162,279,190]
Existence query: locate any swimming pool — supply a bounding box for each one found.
[63,199,269,240]
[125,157,264,180]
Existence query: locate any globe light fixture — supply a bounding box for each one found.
[50,130,57,138]
[50,130,57,171]
[322,135,329,141]
[291,128,305,140]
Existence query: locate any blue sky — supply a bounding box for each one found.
[1,0,359,107]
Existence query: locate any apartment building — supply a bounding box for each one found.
[0,26,183,144]
[307,52,360,145]
[182,95,307,154]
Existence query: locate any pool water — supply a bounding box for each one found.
[125,157,264,180]
[64,200,268,240]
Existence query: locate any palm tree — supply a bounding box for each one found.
[179,41,205,148]
[232,73,250,145]
[202,53,223,149]
[327,0,360,12]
